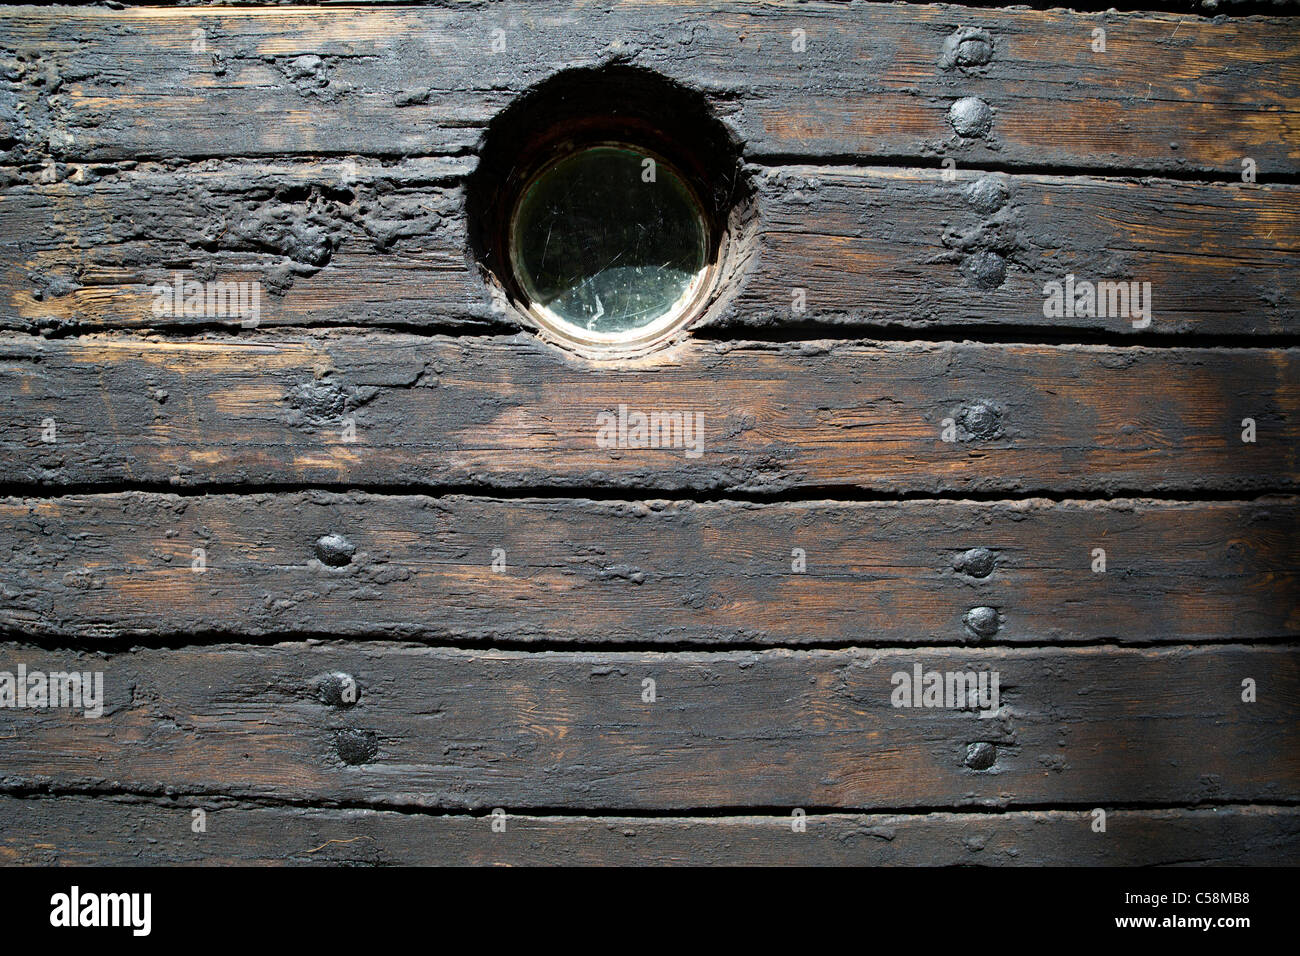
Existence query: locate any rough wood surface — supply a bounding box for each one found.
[1,0,1297,867]
[2,797,1295,866]
[0,643,1294,810]
[1,493,1295,645]
[1,4,1295,175]
[1,333,1294,494]
[4,158,1295,336]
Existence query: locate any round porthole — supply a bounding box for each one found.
[508,144,713,347]
[467,66,757,359]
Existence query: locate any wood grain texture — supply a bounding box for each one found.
[1,492,1295,645]
[2,797,1295,866]
[1,3,1295,174]
[1,0,1296,867]
[1,333,1295,494]
[0,642,1294,810]
[3,157,1295,336]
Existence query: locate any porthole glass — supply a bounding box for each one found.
[508,145,711,342]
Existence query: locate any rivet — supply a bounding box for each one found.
[315,671,359,707]
[314,532,355,567]
[939,28,994,70]
[334,729,378,765]
[964,741,997,770]
[958,401,1003,440]
[963,250,1006,290]
[956,548,996,578]
[949,96,994,138]
[965,176,1008,214]
[964,605,1000,639]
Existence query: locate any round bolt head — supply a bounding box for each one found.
[965,605,1001,639]
[315,672,359,707]
[335,729,378,765]
[963,251,1007,290]
[959,401,1003,440]
[315,532,356,567]
[956,548,997,578]
[965,176,1009,214]
[965,741,997,770]
[940,28,995,70]
[949,96,994,138]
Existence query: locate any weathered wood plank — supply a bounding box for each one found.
[1,333,1295,494]
[734,167,1300,336]
[0,643,1293,809]
[0,156,493,335]
[2,493,1295,645]
[4,158,1295,336]
[2,797,1294,866]
[1,4,1295,174]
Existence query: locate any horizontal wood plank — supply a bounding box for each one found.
[1,4,1295,174]
[2,797,1294,866]
[0,643,1293,809]
[0,333,1295,494]
[1,493,1295,645]
[3,158,1295,336]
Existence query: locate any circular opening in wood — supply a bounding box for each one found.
[508,144,712,344]
[467,66,756,358]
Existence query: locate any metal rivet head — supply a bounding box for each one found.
[958,401,1003,440]
[314,532,356,567]
[965,176,1009,214]
[949,96,994,138]
[964,741,997,770]
[956,548,996,578]
[964,605,1001,639]
[334,729,378,765]
[315,672,359,707]
[939,28,994,69]
[963,251,1006,290]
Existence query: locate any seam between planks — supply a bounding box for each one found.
[3,481,1297,505]
[3,785,1298,819]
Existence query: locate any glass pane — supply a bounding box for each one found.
[510,146,708,336]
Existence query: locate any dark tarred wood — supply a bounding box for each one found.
[1,493,1295,645]
[3,159,1295,337]
[1,333,1294,494]
[1,3,1296,175]
[1,0,1297,866]
[0,643,1293,810]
